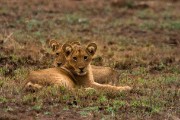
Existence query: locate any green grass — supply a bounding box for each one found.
[137,9,158,20]
[61,13,89,25]
[139,21,156,30]
[3,106,14,112]
[139,20,180,31]
[0,97,8,103]
[27,19,42,31]
[32,104,42,111]
[0,1,179,119]
[161,20,180,30]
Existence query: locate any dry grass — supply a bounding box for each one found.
[0,0,179,119]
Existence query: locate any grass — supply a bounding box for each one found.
[0,97,8,103]
[139,21,157,30]
[137,9,158,20]
[61,13,89,25]
[161,20,180,30]
[0,0,179,119]
[139,20,180,31]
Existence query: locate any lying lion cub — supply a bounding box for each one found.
[25,42,131,92]
[49,40,119,85]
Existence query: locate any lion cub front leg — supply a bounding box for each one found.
[24,82,43,92]
[90,82,132,92]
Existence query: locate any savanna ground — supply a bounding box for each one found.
[0,0,180,119]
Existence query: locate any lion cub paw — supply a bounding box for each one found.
[25,82,42,92]
[117,86,132,91]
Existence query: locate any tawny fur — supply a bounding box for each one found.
[24,42,131,92]
[25,68,75,91]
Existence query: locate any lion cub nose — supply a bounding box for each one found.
[79,67,85,71]
[57,62,62,67]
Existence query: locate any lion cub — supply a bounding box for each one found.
[49,40,119,85]
[25,42,131,92]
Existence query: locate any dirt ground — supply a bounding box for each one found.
[0,0,180,120]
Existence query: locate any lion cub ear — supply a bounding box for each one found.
[62,43,73,57]
[86,43,97,56]
[49,40,61,52]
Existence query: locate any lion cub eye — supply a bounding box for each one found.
[84,56,88,60]
[56,52,60,56]
[73,57,77,61]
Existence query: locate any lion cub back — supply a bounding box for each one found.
[91,65,119,85]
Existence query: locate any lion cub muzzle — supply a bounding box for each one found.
[76,66,87,76]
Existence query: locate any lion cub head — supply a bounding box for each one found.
[48,40,66,67]
[62,42,97,76]
[49,40,82,67]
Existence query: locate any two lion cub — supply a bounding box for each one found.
[49,40,119,85]
[24,41,131,92]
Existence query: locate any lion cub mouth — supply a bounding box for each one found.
[77,71,87,76]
